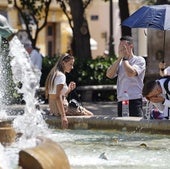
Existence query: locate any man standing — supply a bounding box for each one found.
[106,35,146,117]
[24,42,42,71]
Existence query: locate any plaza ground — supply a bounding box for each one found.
[39,101,170,135]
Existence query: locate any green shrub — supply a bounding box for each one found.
[67,56,117,86]
[40,55,59,87]
[40,55,117,101]
[40,55,117,86]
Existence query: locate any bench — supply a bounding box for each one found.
[36,85,117,102]
[76,85,117,102]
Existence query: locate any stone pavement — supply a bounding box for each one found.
[78,101,117,116]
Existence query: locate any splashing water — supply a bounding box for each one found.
[0,39,12,115]
[8,35,50,138]
[0,144,13,169]
[0,36,50,169]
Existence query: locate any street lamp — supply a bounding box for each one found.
[109,0,115,57]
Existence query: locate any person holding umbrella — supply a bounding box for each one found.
[122,5,170,65]
[159,61,170,77]
[106,35,146,117]
[45,53,93,129]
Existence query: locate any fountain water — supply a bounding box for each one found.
[9,35,48,138]
[0,15,70,169]
[1,14,170,169]
[49,129,170,169]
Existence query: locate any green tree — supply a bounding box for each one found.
[13,0,52,48]
[56,0,92,59]
[57,0,130,58]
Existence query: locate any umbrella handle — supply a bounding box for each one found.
[162,30,166,63]
[144,29,147,36]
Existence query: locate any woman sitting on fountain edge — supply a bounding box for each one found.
[45,53,93,129]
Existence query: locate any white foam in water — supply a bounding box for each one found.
[49,130,170,169]
[0,144,13,169]
[0,110,8,119]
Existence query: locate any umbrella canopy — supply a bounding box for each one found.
[122,4,170,62]
[122,5,170,30]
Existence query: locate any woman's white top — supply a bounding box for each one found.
[49,71,68,96]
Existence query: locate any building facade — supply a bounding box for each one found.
[0,0,70,57]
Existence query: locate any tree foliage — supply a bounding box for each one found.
[13,0,52,48]
[12,0,155,58]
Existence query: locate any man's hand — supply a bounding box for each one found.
[118,44,130,60]
[118,45,126,59]
[159,61,166,70]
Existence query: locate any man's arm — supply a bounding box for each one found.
[106,43,127,79]
[122,60,138,77]
[159,62,166,77]
[106,57,121,79]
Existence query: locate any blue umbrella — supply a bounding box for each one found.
[122,4,170,61]
[122,5,170,30]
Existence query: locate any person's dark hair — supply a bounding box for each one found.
[142,80,157,97]
[120,35,133,44]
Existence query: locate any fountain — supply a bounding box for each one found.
[19,137,70,169]
[0,15,70,169]
[0,15,17,146]
[1,14,170,169]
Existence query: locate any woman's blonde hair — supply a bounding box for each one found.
[45,53,74,99]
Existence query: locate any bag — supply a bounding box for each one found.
[162,76,170,118]
[159,76,170,95]
[150,109,164,119]
[68,99,80,108]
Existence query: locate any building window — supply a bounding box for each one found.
[91,15,99,21]
[46,23,56,57]
[48,26,53,36]
[48,41,52,57]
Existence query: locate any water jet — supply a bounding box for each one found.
[0,14,70,169]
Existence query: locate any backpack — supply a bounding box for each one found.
[68,99,80,108]
[159,76,170,96]
[159,76,170,118]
